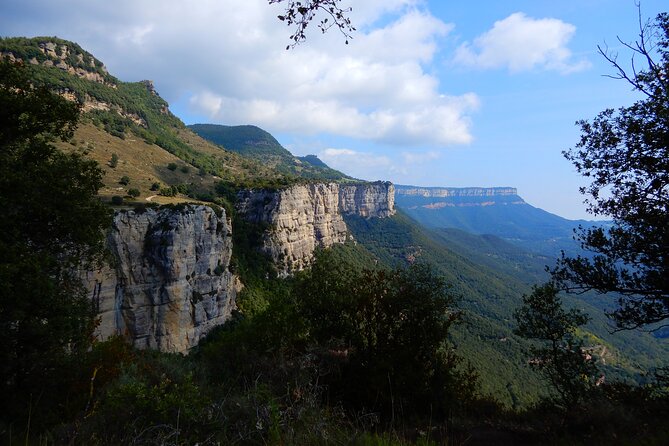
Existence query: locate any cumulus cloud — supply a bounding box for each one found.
[402,150,440,164]
[454,12,589,73]
[319,148,404,179]
[2,0,478,148]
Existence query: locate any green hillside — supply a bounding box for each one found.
[190,123,352,181]
[0,36,293,204]
[344,211,669,405]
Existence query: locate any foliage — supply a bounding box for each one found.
[202,249,476,425]
[167,162,177,171]
[127,188,140,198]
[111,195,124,205]
[0,61,111,431]
[553,13,669,330]
[271,0,355,48]
[296,255,477,418]
[514,283,599,410]
[109,152,118,168]
[119,175,130,185]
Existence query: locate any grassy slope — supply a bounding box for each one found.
[2,36,289,204]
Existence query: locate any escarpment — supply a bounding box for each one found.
[85,205,240,353]
[86,182,395,351]
[395,186,519,198]
[237,181,395,274]
[339,182,395,218]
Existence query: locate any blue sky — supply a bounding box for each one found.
[2,0,666,219]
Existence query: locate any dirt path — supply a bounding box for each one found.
[145,195,157,202]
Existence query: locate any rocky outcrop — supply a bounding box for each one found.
[237,182,395,274]
[395,186,518,198]
[339,182,395,218]
[85,205,239,353]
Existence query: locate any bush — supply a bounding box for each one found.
[150,181,161,191]
[119,175,130,185]
[181,165,191,174]
[111,195,124,205]
[109,153,118,168]
[127,188,140,198]
[167,162,177,171]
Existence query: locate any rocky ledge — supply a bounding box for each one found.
[395,186,518,198]
[84,205,240,353]
[237,181,395,274]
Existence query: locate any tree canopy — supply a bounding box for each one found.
[0,61,111,427]
[552,13,669,330]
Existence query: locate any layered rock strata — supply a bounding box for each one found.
[237,182,395,273]
[85,205,239,353]
[339,182,395,218]
[395,186,518,198]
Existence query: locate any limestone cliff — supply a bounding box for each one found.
[395,185,518,198]
[339,182,395,218]
[237,181,395,274]
[85,205,239,353]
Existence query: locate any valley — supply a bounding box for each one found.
[1,34,667,445]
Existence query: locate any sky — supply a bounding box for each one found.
[2,0,666,219]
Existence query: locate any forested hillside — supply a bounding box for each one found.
[1,33,668,446]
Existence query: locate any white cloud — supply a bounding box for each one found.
[454,12,589,74]
[402,150,440,164]
[2,0,477,148]
[319,147,404,179]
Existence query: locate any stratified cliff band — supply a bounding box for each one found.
[87,183,396,352]
[85,205,240,353]
[237,181,395,274]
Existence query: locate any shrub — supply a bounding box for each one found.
[111,195,124,205]
[167,162,177,171]
[109,153,118,168]
[127,188,140,198]
[150,181,161,191]
[181,165,191,174]
[119,175,130,185]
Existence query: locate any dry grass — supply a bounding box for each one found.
[59,124,220,202]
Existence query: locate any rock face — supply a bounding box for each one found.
[85,205,239,353]
[237,181,395,274]
[395,185,518,198]
[339,182,395,218]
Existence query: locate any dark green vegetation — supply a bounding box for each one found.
[552,13,669,331]
[2,28,669,444]
[189,123,352,181]
[515,284,599,410]
[394,186,602,258]
[0,61,111,436]
[344,212,668,401]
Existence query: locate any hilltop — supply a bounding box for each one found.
[189,123,351,181]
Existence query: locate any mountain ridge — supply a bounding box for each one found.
[189,123,352,182]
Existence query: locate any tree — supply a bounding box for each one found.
[514,283,599,410]
[552,12,669,330]
[0,61,111,427]
[293,254,475,418]
[270,0,355,48]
